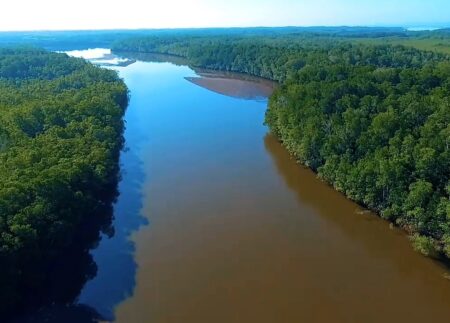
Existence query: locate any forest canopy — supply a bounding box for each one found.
[0,48,128,315]
[113,35,450,259]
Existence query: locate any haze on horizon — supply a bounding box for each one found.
[1,0,449,32]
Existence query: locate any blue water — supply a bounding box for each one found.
[76,59,270,320]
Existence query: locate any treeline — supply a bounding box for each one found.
[0,48,128,315]
[113,36,450,259]
[0,27,416,50]
[112,36,446,81]
[2,27,449,51]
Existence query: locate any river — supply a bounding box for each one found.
[12,49,450,322]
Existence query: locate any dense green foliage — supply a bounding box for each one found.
[0,48,128,314]
[0,27,407,49]
[112,36,448,81]
[113,36,450,259]
[1,27,448,51]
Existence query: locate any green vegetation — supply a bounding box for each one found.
[1,27,448,51]
[113,35,450,260]
[0,27,448,314]
[354,36,450,55]
[0,48,128,315]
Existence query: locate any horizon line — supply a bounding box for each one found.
[0,24,449,33]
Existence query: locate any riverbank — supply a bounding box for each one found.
[111,39,450,261]
[106,58,450,323]
[9,49,450,322]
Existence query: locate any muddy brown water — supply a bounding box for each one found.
[110,58,450,322]
[11,51,450,322]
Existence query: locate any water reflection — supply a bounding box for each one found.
[61,49,150,321]
[64,48,135,67]
[76,146,148,321]
[16,119,149,323]
[114,51,190,66]
[263,133,450,322]
[10,304,103,323]
[8,180,119,322]
[7,50,149,323]
[115,51,276,100]
[264,133,449,274]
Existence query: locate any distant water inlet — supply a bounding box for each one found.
[10,49,450,323]
[63,48,135,66]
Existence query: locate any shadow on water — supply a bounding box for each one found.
[75,145,148,321]
[8,136,148,323]
[6,181,118,322]
[8,305,104,323]
[263,133,450,275]
[263,133,405,259]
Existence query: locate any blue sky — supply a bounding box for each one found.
[0,0,448,31]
